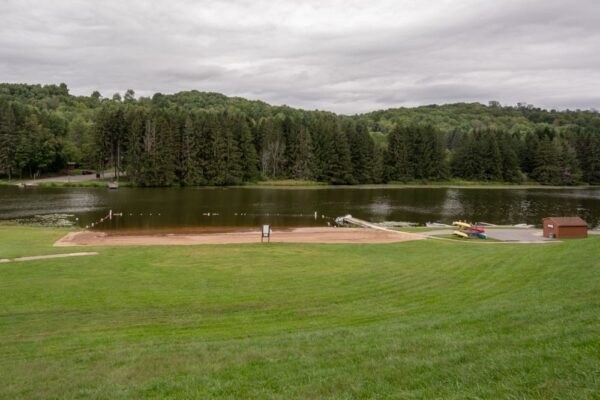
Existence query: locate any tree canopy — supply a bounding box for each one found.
[1,83,600,186]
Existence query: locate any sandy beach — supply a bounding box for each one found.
[54,227,424,247]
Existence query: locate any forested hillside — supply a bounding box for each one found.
[1,83,600,185]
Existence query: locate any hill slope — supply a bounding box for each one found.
[1,83,600,185]
[1,225,599,398]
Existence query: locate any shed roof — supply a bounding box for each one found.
[544,216,587,226]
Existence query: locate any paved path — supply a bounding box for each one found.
[421,228,557,243]
[22,173,99,184]
[339,216,565,244]
[0,252,99,263]
[341,215,426,236]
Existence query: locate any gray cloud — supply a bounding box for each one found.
[1,0,599,114]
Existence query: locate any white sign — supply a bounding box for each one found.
[263,225,271,237]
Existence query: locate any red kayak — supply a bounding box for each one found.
[469,226,486,233]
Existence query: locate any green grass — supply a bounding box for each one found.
[245,179,598,189]
[0,226,599,399]
[0,224,76,258]
[37,179,133,188]
[250,179,327,187]
[5,177,597,189]
[0,179,18,186]
[385,179,597,189]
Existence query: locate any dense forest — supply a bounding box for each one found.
[1,83,600,186]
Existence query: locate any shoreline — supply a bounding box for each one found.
[2,179,599,190]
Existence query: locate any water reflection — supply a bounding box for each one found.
[0,186,599,230]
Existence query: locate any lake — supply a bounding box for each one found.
[1,186,599,231]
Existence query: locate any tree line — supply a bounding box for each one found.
[1,83,600,186]
[92,105,380,186]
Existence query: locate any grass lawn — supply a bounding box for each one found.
[0,226,599,399]
[37,179,133,188]
[249,179,328,187]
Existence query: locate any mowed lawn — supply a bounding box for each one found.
[0,227,599,399]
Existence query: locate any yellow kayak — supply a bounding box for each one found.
[453,221,471,229]
[453,230,468,238]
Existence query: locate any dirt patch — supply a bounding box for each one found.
[54,227,424,247]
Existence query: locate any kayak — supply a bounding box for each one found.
[426,222,451,228]
[453,221,471,229]
[453,230,468,238]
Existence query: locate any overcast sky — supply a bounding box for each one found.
[1,0,599,114]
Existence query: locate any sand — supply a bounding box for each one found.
[54,227,424,247]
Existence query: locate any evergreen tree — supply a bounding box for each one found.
[258,117,286,178]
[5,82,600,187]
[346,120,375,183]
[498,131,522,182]
[151,111,177,186]
[480,131,503,181]
[451,132,478,180]
[310,114,336,181]
[219,112,243,185]
[123,107,145,185]
[384,125,411,181]
[176,113,198,185]
[287,117,314,180]
[0,99,18,179]
[93,106,125,178]
[235,115,260,181]
[413,125,447,180]
[576,130,600,184]
[371,144,385,183]
[531,136,561,185]
[557,136,581,185]
[328,123,353,184]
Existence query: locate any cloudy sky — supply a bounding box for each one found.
[1,0,599,114]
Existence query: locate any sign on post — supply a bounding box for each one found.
[261,224,271,243]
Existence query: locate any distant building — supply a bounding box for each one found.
[542,217,588,239]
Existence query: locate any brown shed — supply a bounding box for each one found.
[542,217,588,239]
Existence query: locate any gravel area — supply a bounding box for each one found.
[422,228,558,243]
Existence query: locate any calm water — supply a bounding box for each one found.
[1,186,599,230]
